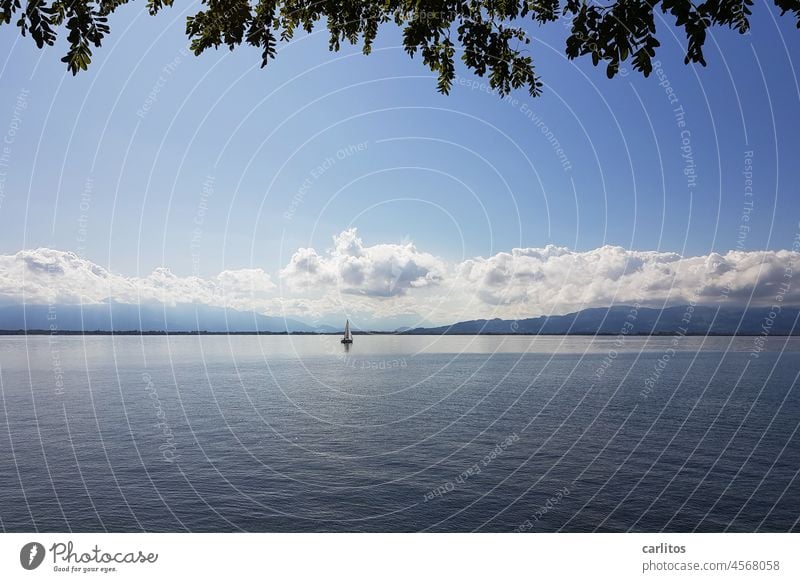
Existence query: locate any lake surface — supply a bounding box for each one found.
[0,335,798,532]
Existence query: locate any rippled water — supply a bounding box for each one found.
[0,334,798,532]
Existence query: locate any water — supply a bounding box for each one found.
[0,334,798,532]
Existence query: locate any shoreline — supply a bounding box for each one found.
[1,330,798,337]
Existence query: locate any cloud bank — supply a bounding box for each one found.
[0,231,798,326]
[0,248,275,311]
[456,246,799,312]
[280,229,445,297]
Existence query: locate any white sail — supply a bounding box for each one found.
[343,319,352,341]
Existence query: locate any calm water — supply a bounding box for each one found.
[0,335,798,532]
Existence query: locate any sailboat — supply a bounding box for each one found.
[341,319,353,344]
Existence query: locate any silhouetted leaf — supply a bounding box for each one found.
[0,0,796,98]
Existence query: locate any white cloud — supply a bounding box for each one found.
[0,249,273,310]
[0,248,133,305]
[215,268,276,304]
[455,245,800,316]
[280,228,445,297]
[0,239,797,327]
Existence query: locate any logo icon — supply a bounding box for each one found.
[20,542,45,570]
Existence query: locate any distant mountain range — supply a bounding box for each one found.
[402,306,800,336]
[0,302,315,333]
[0,303,798,335]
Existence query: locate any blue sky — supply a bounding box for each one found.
[0,3,798,326]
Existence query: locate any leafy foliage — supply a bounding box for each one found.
[2,1,798,96]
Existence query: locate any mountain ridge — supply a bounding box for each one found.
[1,303,798,335]
[0,302,315,333]
[401,305,800,336]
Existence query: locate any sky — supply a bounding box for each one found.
[0,2,798,329]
